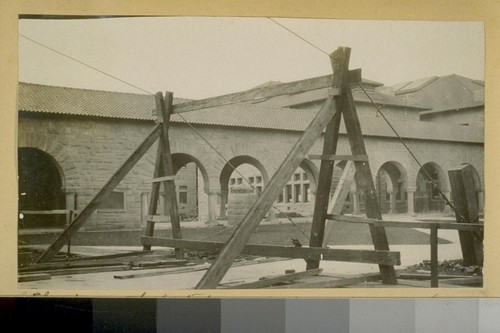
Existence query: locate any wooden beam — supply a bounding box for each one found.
[322,161,356,247]
[341,73,398,285]
[272,273,381,289]
[308,154,368,161]
[141,237,401,265]
[18,273,51,282]
[194,93,338,289]
[36,124,162,263]
[448,164,483,266]
[326,214,484,231]
[157,92,183,259]
[307,47,351,270]
[172,75,337,114]
[224,269,323,289]
[20,210,74,215]
[171,69,362,114]
[146,175,179,183]
[430,225,439,288]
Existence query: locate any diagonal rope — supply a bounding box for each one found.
[21,32,310,241]
[356,82,466,223]
[267,17,467,223]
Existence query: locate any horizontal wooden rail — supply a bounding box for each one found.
[146,175,179,183]
[327,214,484,288]
[144,215,171,223]
[308,154,368,161]
[20,210,79,215]
[326,215,484,231]
[141,237,401,265]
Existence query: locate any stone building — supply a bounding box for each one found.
[17,73,484,230]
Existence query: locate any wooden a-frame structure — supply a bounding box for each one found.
[35,47,400,288]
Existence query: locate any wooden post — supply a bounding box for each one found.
[36,124,162,263]
[341,80,398,284]
[430,225,439,287]
[143,136,164,251]
[157,92,184,260]
[195,95,338,289]
[306,47,351,270]
[448,164,483,266]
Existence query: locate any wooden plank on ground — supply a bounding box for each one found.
[273,273,382,289]
[437,276,483,286]
[225,268,323,289]
[114,263,211,280]
[141,237,400,265]
[18,273,51,282]
[36,124,162,263]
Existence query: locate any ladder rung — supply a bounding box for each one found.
[146,175,179,183]
[308,154,368,161]
[145,215,171,223]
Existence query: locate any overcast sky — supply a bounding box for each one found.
[18,17,484,100]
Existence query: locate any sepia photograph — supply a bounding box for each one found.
[15,15,485,292]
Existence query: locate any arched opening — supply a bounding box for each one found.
[219,156,269,220]
[415,162,447,213]
[18,147,65,228]
[273,159,319,217]
[167,153,209,222]
[376,161,408,214]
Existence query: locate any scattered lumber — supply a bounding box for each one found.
[222,268,323,289]
[271,272,382,289]
[18,273,51,282]
[114,263,211,280]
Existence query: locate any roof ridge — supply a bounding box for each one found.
[19,81,154,98]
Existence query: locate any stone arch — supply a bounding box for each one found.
[18,131,82,189]
[219,155,269,219]
[414,162,448,213]
[299,159,319,194]
[376,161,409,214]
[18,147,66,228]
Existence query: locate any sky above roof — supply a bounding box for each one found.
[18,17,484,100]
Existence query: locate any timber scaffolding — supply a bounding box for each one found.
[21,47,484,289]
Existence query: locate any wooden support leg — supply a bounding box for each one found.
[143,139,164,251]
[448,164,483,266]
[157,92,184,260]
[430,225,439,288]
[36,124,162,263]
[306,110,342,269]
[341,86,398,285]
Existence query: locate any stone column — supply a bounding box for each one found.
[388,190,397,214]
[352,191,360,215]
[140,192,149,224]
[205,188,220,225]
[406,187,416,215]
[64,191,77,224]
[219,189,228,218]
